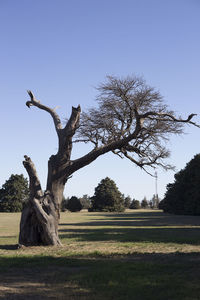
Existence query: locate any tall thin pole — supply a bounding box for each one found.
[155,170,158,198]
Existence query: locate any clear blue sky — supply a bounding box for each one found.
[0,0,200,201]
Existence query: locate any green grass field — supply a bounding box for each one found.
[0,210,200,299]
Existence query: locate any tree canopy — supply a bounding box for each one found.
[130,199,141,209]
[79,194,91,209]
[141,197,149,208]
[90,177,125,212]
[160,154,200,215]
[124,195,132,208]
[66,196,83,212]
[76,76,199,174]
[0,174,29,212]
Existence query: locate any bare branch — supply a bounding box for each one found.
[26,90,62,132]
[141,111,200,127]
[69,114,142,173]
[23,155,43,199]
[32,198,48,224]
[112,150,124,158]
[64,105,81,135]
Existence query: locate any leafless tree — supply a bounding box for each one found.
[19,75,199,246]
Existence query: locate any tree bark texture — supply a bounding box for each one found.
[19,156,63,246]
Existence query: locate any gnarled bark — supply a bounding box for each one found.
[19,156,63,246]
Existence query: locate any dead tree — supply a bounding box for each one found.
[19,76,199,246]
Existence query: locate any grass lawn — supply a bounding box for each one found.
[0,210,200,299]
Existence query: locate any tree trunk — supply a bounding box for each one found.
[19,194,62,246]
[19,155,65,246]
[18,93,81,247]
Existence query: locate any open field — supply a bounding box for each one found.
[1,210,200,299]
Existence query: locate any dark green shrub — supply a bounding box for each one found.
[141,197,148,208]
[130,199,140,209]
[66,196,83,212]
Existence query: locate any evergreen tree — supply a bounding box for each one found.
[149,200,153,209]
[0,174,29,212]
[66,196,82,212]
[124,195,132,208]
[162,154,200,215]
[90,177,125,212]
[141,197,148,208]
[130,199,141,209]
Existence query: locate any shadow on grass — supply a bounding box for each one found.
[0,253,200,300]
[0,244,18,250]
[59,211,200,245]
[60,211,200,227]
[59,227,200,245]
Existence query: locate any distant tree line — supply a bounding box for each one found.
[159,154,200,215]
[61,195,90,212]
[62,177,160,212]
[0,174,159,213]
[2,154,200,216]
